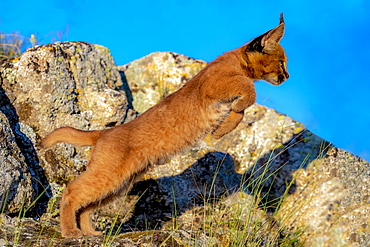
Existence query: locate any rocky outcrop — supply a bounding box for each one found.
[0,44,369,246]
[118,51,206,113]
[278,147,370,246]
[0,78,49,217]
[1,42,129,136]
[0,42,132,215]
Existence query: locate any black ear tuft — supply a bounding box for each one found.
[280,13,284,24]
[244,31,268,53]
[245,14,285,53]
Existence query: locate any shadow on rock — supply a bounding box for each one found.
[118,70,140,124]
[115,130,332,233]
[120,151,243,232]
[0,84,51,218]
[244,130,332,212]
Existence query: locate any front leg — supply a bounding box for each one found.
[212,110,244,139]
[208,76,256,113]
[213,88,255,139]
[204,75,256,139]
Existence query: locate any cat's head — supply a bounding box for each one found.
[243,13,289,85]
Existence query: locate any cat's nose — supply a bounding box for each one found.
[278,74,285,83]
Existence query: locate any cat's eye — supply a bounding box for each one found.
[280,61,289,79]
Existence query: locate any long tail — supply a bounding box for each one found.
[41,126,103,148]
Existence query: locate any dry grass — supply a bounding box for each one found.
[0,32,29,59]
[0,28,69,60]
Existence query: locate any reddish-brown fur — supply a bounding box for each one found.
[42,14,289,238]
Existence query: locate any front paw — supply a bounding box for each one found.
[231,100,250,112]
[212,130,225,140]
[231,92,256,112]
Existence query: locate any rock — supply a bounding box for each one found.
[0,111,36,215]
[120,151,243,232]
[1,41,129,137]
[118,51,206,113]
[0,46,369,246]
[277,148,370,246]
[205,103,332,208]
[0,42,133,198]
[0,85,49,217]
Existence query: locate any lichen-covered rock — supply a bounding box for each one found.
[118,51,206,113]
[0,87,49,217]
[204,103,332,205]
[0,111,36,214]
[206,104,322,172]
[1,42,128,137]
[277,148,370,246]
[0,42,131,194]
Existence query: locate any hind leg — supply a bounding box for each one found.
[60,167,134,238]
[77,172,145,236]
[59,187,83,238]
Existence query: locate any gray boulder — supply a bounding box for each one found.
[118,51,206,113]
[0,82,49,217]
[0,42,132,215]
[0,111,37,215]
[1,41,129,138]
[278,147,370,246]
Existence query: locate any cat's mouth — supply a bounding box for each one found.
[265,75,288,85]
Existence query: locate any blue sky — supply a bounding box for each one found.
[1,0,369,161]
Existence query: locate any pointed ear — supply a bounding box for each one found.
[261,21,285,52]
[245,13,285,53]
